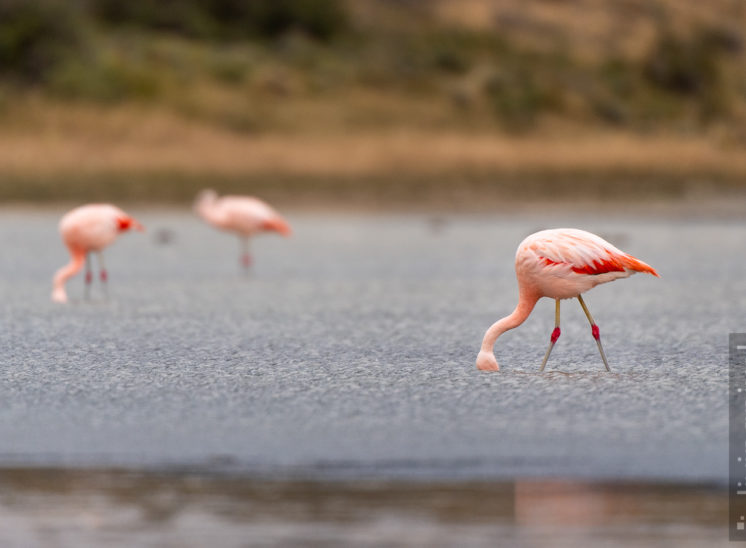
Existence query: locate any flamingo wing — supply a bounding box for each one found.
[527,229,658,277]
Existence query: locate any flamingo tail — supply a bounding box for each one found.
[262,216,292,236]
[622,254,659,277]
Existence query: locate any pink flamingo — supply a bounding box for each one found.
[476,228,659,372]
[194,189,292,270]
[52,204,144,303]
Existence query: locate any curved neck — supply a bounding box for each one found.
[480,288,540,353]
[53,249,85,293]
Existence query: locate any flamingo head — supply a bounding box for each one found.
[476,351,500,372]
[51,286,68,304]
[194,188,219,214]
[118,217,145,232]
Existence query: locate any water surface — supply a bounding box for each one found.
[0,207,740,545]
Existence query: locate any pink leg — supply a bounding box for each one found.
[97,252,109,298]
[539,299,561,372]
[240,237,252,272]
[578,295,611,372]
[84,254,93,300]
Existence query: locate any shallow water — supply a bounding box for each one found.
[0,207,742,544]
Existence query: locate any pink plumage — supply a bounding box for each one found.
[194,189,291,270]
[52,204,144,303]
[517,228,658,299]
[476,228,658,372]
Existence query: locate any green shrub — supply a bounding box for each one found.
[209,54,250,85]
[644,31,718,95]
[213,0,348,41]
[484,67,563,131]
[643,28,730,122]
[90,1,215,38]
[89,0,348,42]
[0,0,83,82]
[431,44,470,74]
[50,50,161,102]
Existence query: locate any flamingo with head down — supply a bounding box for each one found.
[52,204,144,303]
[476,228,659,372]
[194,189,292,271]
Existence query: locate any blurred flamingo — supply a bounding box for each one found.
[476,228,658,372]
[194,189,292,270]
[52,204,144,303]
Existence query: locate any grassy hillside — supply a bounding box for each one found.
[0,0,745,204]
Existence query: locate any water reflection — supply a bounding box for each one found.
[515,479,723,528]
[0,469,726,547]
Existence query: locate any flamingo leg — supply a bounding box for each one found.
[240,237,252,272]
[96,252,109,298]
[84,253,93,300]
[540,299,561,372]
[577,295,611,372]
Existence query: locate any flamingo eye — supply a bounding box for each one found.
[118,217,132,231]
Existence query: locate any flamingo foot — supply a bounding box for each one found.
[476,351,500,371]
[540,327,561,372]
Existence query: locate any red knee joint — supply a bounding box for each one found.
[591,324,600,340]
[85,271,92,284]
[550,327,561,343]
[100,270,108,282]
[242,254,252,267]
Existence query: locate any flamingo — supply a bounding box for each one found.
[51,204,144,303]
[193,189,292,270]
[476,228,659,372]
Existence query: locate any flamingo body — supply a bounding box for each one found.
[194,190,291,269]
[195,190,292,237]
[476,228,658,372]
[516,228,657,300]
[52,204,143,303]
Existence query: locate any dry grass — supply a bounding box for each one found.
[1,100,745,184]
[428,0,746,60]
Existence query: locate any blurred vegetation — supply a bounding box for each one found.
[0,0,744,135]
[0,0,83,83]
[90,0,348,42]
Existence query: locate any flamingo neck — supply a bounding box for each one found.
[52,249,85,301]
[195,197,225,228]
[480,288,540,353]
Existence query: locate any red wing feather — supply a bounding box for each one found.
[540,251,659,277]
[571,255,626,275]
